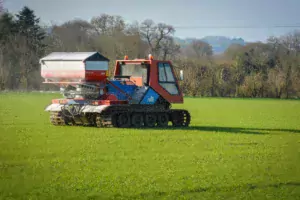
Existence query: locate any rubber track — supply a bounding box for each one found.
[50,111,66,126]
[170,109,191,127]
[95,114,113,127]
[50,109,191,128]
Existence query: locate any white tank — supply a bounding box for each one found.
[40,52,110,83]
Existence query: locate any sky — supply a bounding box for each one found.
[3,0,300,42]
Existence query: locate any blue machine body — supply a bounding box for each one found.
[106,80,138,100]
[106,80,160,105]
[140,87,160,104]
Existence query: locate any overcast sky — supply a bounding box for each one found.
[4,0,300,42]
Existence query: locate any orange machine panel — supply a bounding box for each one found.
[130,77,143,86]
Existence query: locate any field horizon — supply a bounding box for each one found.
[0,92,299,199]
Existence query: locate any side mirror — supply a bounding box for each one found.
[179,70,184,81]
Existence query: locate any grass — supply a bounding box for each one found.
[0,92,299,200]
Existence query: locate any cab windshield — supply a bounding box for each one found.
[120,63,149,84]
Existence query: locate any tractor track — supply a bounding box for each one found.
[49,109,191,128]
[50,111,67,126]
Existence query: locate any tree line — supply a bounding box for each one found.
[1,6,300,98]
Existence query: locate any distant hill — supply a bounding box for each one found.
[174,36,247,54]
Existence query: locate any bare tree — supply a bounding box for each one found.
[91,14,125,36]
[191,40,213,58]
[51,20,94,51]
[279,30,300,52]
[139,19,175,58]
[181,39,213,60]
[125,20,140,35]
[160,36,180,60]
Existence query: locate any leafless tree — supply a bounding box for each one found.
[139,19,175,58]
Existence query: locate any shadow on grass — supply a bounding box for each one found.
[87,181,300,199]
[114,181,300,200]
[59,124,300,135]
[137,125,300,135]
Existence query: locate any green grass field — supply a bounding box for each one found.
[0,92,299,200]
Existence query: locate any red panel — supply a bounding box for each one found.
[52,98,85,104]
[101,94,118,101]
[149,60,183,104]
[92,100,128,105]
[52,99,67,104]
[112,58,184,103]
[85,70,107,81]
[42,70,85,79]
[42,70,107,82]
[52,98,128,105]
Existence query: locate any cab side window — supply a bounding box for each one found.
[158,62,179,95]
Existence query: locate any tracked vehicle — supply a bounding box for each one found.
[41,52,191,128]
